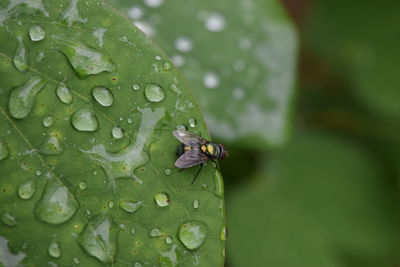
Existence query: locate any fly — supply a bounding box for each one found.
[173,130,228,184]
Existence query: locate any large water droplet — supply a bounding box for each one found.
[13,37,28,72]
[213,171,224,197]
[154,192,170,207]
[204,13,226,32]
[48,239,62,258]
[144,83,165,102]
[18,179,35,200]
[56,37,115,78]
[92,86,113,107]
[111,126,123,139]
[78,216,117,264]
[174,37,193,53]
[42,116,54,127]
[178,221,207,250]
[119,200,143,213]
[34,178,79,225]
[203,72,220,89]
[1,212,16,226]
[188,118,196,128]
[71,107,99,132]
[56,84,73,104]
[149,228,163,237]
[29,25,46,41]
[0,139,9,160]
[39,133,64,155]
[9,77,46,119]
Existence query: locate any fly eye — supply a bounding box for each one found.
[220,151,228,160]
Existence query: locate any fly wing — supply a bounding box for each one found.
[173,130,207,146]
[175,147,209,168]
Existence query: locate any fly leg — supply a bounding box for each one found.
[191,163,204,185]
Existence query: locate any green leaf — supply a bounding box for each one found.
[305,0,400,118]
[107,0,298,148]
[0,0,225,266]
[227,132,400,267]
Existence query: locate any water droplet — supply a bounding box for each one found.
[132,84,140,90]
[73,257,80,264]
[133,262,143,267]
[204,13,226,32]
[176,124,186,131]
[159,245,180,266]
[36,51,45,62]
[92,86,113,107]
[85,209,92,216]
[18,179,35,200]
[29,25,46,41]
[144,0,164,8]
[34,178,79,225]
[42,116,54,127]
[127,118,133,124]
[13,37,28,72]
[178,221,207,250]
[162,61,172,71]
[56,84,73,104]
[1,212,16,227]
[36,170,42,176]
[149,228,163,237]
[39,133,64,155]
[48,240,61,258]
[193,200,199,209]
[165,236,173,244]
[0,139,9,160]
[78,182,87,190]
[164,168,171,176]
[9,77,46,119]
[71,107,99,132]
[130,226,136,235]
[174,37,193,53]
[144,83,165,102]
[154,192,170,207]
[56,37,115,78]
[220,226,227,241]
[108,201,114,208]
[188,118,196,128]
[78,216,117,264]
[92,28,106,48]
[119,200,144,213]
[111,126,123,139]
[169,83,181,94]
[61,0,87,27]
[203,72,220,89]
[127,6,143,20]
[214,171,224,197]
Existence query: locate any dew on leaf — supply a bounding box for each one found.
[214,171,224,197]
[188,118,196,128]
[39,133,64,155]
[159,245,179,267]
[144,83,165,102]
[178,221,207,250]
[36,51,45,62]
[93,27,107,48]
[56,84,73,104]
[132,84,140,90]
[1,212,16,227]
[165,236,173,244]
[133,262,143,267]
[71,107,99,132]
[35,170,42,176]
[174,37,193,53]
[149,228,163,237]
[164,168,171,176]
[162,61,172,71]
[9,77,46,119]
[18,179,35,200]
[220,226,227,241]
[34,178,79,225]
[130,226,136,235]
[78,182,87,190]
[29,25,46,41]
[176,124,186,131]
[48,239,62,258]
[78,216,117,264]
[108,201,114,208]
[13,37,28,72]
[119,200,144,213]
[154,192,170,207]
[42,116,54,127]
[193,199,199,209]
[0,139,9,160]
[61,0,87,27]
[203,72,220,89]
[92,86,113,106]
[111,126,123,139]
[73,257,80,264]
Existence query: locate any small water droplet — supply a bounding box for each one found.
[193,199,199,209]
[108,201,114,208]
[130,226,136,235]
[149,228,163,237]
[85,209,92,216]
[29,25,46,41]
[176,124,186,131]
[220,226,227,241]
[165,236,173,244]
[127,6,143,20]
[144,83,165,102]
[0,140,9,160]
[1,212,16,226]
[71,107,99,132]
[119,200,144,213]
[56,84,73,104]
[48,239,62,258]
[144,0,164,8]
[13,37,28,72]
[164,168,171,176]
[18,179,35,200]
[73,257,80,264]
[78,216,117,264]
[111,126,123,139]
[42,116,54,127]
[34,178,79,225]
[204,13,226,32]
[162,61,172,71]
[203,72,220,89]
[201,184,208,190]
[174,37,193,53]
[132,84,140,90]
[133,262,143,267]
[214,171,224,197]
[127,118,133,124]
[79,182,87,190]
[9,77,46,119]
[35,170,42,176]
[178,221,207,250]
[188,118,196,128]
[39,133,64,155]
[154,192,170,207]
[92,86,113,107]
[36,51,45,62]
[169,83,181,94]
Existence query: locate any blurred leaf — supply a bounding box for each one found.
[305,0,400,118]
[0,0,224,266]
[107,0,298,148]
[227,132,400,267]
